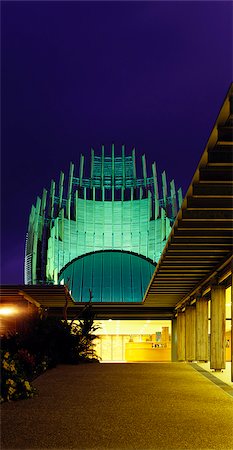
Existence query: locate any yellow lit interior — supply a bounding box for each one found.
[93,320,172,362]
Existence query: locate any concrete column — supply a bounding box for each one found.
[185,305,196,362]
[231,279,233,382]
[171,317,177,362]
[177,312,185,361]
[210,285,226,370]
[196,297,208,362]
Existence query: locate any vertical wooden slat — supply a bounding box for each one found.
[132,147,136,200]
[58,208,64,274]
[66,162,74,219]
[39,188,47,240]
[49,180,55,219]
[55,217,59,275]
[147,190,151,258]
[93,188,96,252]
[75,190,78,224]
[27,205,35,252]
[142,154,147,187]
[101,145,105,201]
[178,187,183,209]
[161,208,166,241]
[162,171,168,212]
[79,154,84,187]
[170,179,177,218]
[41,188,47,217]
[91,148,94,189]
[121,145,125,201]
[139,195,141,255]
[58,171,64,211]
[152,162,159,219]
[139,186,143,200]
[75,190,79,256]
[112,143,115,201]
[32,196,41,284]
[121,186,123,249]
[84,188,87,254]
[166,216,171,239]
[66,162,74,262]
[132,148,136,183]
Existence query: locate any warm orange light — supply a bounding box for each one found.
[0,306,19,317]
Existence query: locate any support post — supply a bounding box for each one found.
[196,296,208,362]
[231,278,233,382]
[177,312,186,361]
[210,284,226,370]
[185,305,196,361]
[171,317,177,361]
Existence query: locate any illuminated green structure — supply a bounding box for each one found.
[25,146,182,302]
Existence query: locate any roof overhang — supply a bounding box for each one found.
[0,285,174,320]
[143,83,233,309]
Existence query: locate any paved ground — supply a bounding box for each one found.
[196,362,233,387]
[1,362,233,450]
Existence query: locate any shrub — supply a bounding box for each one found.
[0,350,36,403]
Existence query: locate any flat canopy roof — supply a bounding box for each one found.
[0,285,174,319]
[143,84,233,308]
[0,285,74,308]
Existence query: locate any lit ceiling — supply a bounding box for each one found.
[93,319,171,336]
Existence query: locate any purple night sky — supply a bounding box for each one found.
[1,1,232,284]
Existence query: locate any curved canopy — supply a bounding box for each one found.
[59,251,156,303]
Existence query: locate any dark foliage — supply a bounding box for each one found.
[1,302,100,380]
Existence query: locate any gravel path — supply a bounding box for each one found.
[1,362,233,450]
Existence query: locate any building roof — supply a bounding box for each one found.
[0,285,74,309]
[143,84,233,308]
[0,285,174,319]
[59,250,155,303]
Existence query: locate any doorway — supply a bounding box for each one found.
[93,319,172,362]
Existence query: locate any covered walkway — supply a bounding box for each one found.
[1,363,233,450]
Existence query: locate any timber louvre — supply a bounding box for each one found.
[144,84,233,309]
